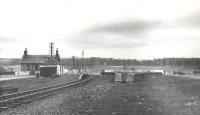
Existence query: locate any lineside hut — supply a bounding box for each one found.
[39,58,64,77]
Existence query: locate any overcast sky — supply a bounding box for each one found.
[0,0,200,59]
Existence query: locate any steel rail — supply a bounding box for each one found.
[0,77,91,101]
[0,76,96,111]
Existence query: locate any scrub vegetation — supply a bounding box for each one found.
[1,74,200,115]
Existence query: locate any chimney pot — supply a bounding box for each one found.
[24,48,28,56]
[56,48,58,54]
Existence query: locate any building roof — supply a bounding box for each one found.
[21,55,49,64]
[43,58,61,65]
[40,65,57,67]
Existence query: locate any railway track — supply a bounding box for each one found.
[0,75,96,112]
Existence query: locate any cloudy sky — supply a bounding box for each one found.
[0,0,200,59]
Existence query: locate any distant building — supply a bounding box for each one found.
[39,58,64,77]
[21,48,63,76]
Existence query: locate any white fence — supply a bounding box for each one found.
[15,71,30,76]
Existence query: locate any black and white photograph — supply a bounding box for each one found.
[0,0,200,114]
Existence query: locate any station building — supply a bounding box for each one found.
[21,48,64,77]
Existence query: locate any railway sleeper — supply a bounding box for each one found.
[1,85,78,107]
[5,104,19,108]
[9,89,65,105]
[0,101,9,107]
[0,107,9,111]
[19,93,53,104]
[0,101,19,108]
[20,98,38,104]
[0,77,95,111]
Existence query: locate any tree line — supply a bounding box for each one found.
[61,57,200,68]
[1,57,200,68]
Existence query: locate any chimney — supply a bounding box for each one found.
[56,48,59,55]
[24,48,28,56]
[55,48,61,62]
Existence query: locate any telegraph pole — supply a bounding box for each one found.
[123,58,126,71]
[77,59,79,69]
[82,50,84,73]
[49,42,54,59]
[72,56,75,69]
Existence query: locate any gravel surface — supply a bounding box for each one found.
[1,74,200,115]
[1,75,113,115]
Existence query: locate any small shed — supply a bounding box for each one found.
[125,73,135,82]
[115,72,129,82]
[115,73,122,82]
[115,72,135,83]
[121,72,128,82]
[39,58,64,77]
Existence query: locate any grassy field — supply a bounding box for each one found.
[0,65,199,94]
[0,74,80,95]
[1,73,200,115]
